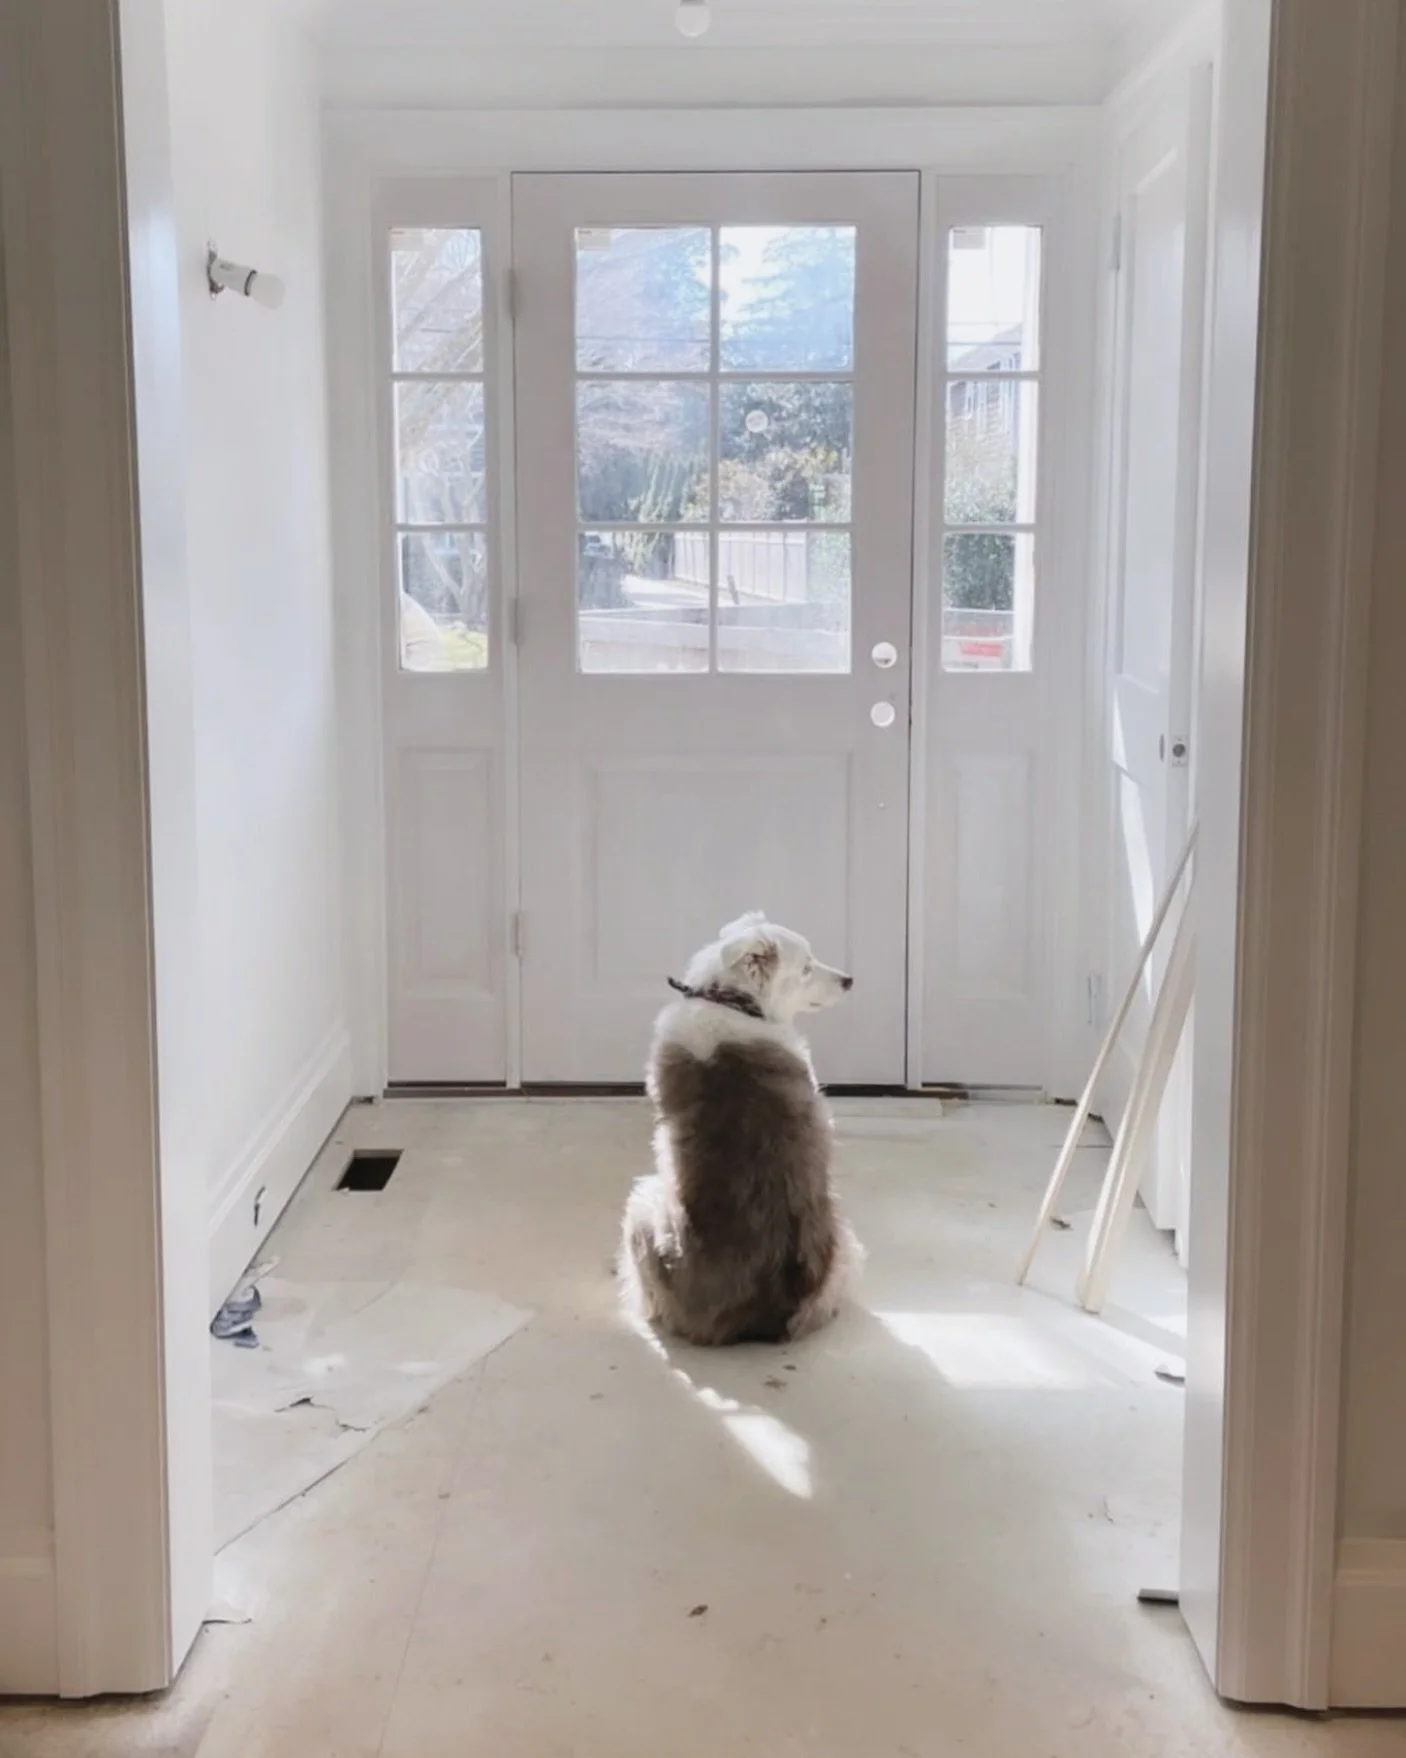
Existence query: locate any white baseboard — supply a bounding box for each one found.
[1330,1539,1406,1708]
[0,1541,58,1694]
[208,1025,353,1318]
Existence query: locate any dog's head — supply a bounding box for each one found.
[686,910,853,1022]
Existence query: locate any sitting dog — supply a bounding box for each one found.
[618,911,862,1347]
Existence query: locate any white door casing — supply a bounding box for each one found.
[512,172,920,1085]
[1102,69,1211,1242]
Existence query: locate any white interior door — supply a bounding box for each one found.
[513,172,919,1084]
[1104,76,1210,1238]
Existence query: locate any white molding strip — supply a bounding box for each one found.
[1,0,183,1699]
[209,1026,354,1316]
[1330,1541,1406,1708]
[1198,0,1400,1710]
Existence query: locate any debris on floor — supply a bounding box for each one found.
[211,1287,262,1349]
[210,1259,280,1349]
[212,1275,530,1549]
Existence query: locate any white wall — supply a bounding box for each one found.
[0,214,58,1696]
[160,0,352,1310]
[1333,9,1406,1702]
[319,43,1104,110]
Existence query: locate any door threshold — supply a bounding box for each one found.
[385,1082,971,1101]
[921,1083,1048,1104]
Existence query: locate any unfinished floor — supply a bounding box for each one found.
[2,1098,1401,1758]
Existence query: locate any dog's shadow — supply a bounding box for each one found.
[620,1296,966,1520]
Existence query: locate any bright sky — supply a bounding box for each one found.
[719,222,1042,356]
[575,220,1041,355]
[947,224,1042,358]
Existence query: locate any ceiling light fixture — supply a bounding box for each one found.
[675,0,711,39]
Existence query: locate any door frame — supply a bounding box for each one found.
[1,0,211,1694]
[9,0,1400,1706]
[1179,0,1399,1707]
[336,112,1099,1099]
[1095,59,1215,1240]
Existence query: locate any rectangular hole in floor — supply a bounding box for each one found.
[337,1150,402,1192]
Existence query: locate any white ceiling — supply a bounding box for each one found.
[306,0,1167,52]
[302,0,1195,109]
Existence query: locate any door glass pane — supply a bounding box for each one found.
[391,228,484,374]
[394,380,487,525]
[941,532,1035,673]
[577,381,711,524]
[578,530,709,674]
[720,226,856,371]
[719,382,853,522]
[398,531,488,673]
[947,225,1042,370]
[944,380,1038,526]
[575,227,711,372]
[572,220,859,675]
[717,531,851,674]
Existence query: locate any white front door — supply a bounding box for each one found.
[512,172,920,1084]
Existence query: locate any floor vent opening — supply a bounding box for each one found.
[337,1150,402,1192]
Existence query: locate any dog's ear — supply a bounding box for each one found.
[721,927,780,986]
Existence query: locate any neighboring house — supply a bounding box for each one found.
[947,325,1022,436]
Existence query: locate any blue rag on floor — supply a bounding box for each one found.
[210,1284,263,1349]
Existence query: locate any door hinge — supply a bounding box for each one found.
[502,265,518,322]
[511,911,525,960]
[1110,212,1123,275]
[506,595,522,647]
[1086,972,1104,1029]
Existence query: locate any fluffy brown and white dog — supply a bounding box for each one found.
[618,911,863,1347]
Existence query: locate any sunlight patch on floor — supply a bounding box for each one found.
[873,1309,1113,1391]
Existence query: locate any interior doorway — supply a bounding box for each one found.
[17,0,1406,1725]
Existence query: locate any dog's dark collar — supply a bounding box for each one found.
[667,976,767,1021]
